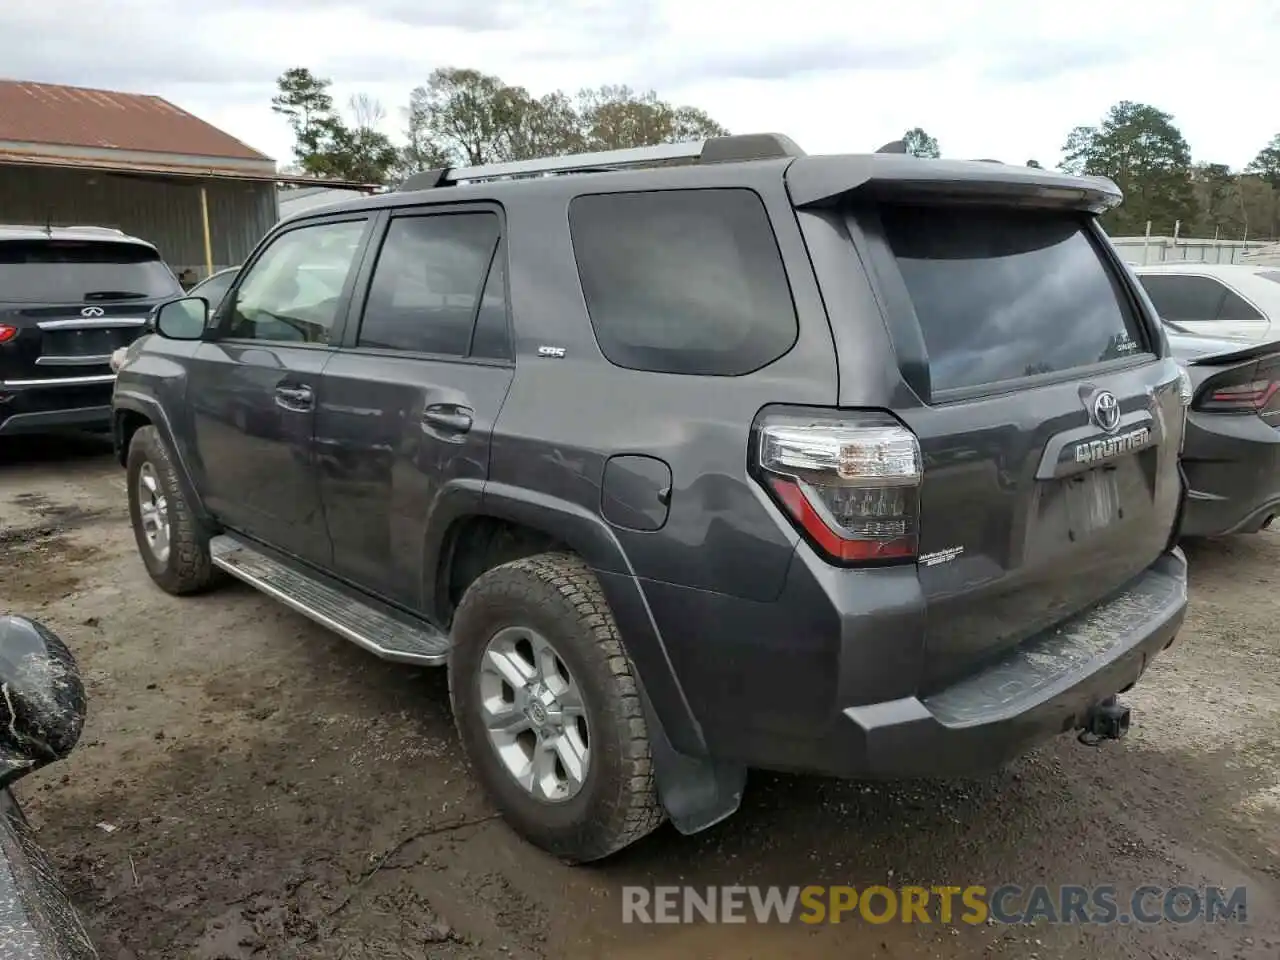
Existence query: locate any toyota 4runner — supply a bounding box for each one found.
[1,225,182,436]
[111,134,1191,862]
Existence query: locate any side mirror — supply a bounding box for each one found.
[0,617,87,789]
[154,296,210,341]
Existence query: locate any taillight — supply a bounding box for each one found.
[755,411,923,564]
[1193,362,1280,416]
[0,324,16,344]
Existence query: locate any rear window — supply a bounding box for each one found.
[0,239,181,303]
[569,189,797,376]
[879,206,1146,393]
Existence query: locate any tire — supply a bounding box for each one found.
[126,425,219,595]
[448,552,665,862]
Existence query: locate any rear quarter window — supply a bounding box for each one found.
[878,206,1148,393]
[568,189,797,376]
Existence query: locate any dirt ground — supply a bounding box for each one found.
[1,432,1278,960]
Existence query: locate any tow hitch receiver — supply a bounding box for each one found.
[1080,696,1131,744]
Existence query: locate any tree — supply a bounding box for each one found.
[271,67,339,167]
[400,70,730,172]
[902,127,940,159]
[1190,163,1248,240]
[1061,101,1198,235]
[577,85,727,151]
[1246,133,1280,189]
[272,69,398,184]
[1025,159,1043,169]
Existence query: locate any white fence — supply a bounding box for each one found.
[1109,236,1270,266]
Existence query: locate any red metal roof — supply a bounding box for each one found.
[0,80,272,162]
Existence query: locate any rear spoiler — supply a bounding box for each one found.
[785,154,1122,213]
[1184,340,1280,367]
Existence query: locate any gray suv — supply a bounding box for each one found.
[111,134,1191,862]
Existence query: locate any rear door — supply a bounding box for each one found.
[849,203,1183,691]
[314,205,514,610]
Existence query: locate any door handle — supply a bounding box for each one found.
[274,384,314,411]
[422,404,473,435]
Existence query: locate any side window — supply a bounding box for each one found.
[469,246,510,360]
[1137,274,1226,323]
[358,213,500,356]
[568,189,797,376]
[1218,286,1265,323]
[227,220,366,344]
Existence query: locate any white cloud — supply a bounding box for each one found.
[1,0,1275,169]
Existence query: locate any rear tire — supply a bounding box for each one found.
[448,552,665,862]
[126,425,219,595]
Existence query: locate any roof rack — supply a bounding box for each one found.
[61,225,128,235]
[397,132,805,191]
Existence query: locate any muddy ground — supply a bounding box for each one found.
[1,433,1277,959]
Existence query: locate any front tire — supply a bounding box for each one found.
[448,552,665,862]
[126,425,218,595]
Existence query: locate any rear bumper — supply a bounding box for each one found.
[1179,410,1280,537]
[630,547,1187,779]
[840,548,1187,777]
[0,377,114,435]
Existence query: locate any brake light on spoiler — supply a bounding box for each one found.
[754,411,923,564]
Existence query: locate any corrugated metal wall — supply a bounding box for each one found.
[0,165,276,278]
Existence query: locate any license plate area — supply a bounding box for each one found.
[43,326,143,357]
[1064,466,1122,538]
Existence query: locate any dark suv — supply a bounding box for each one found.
[111,134,1191,862]
[1,225,182,436]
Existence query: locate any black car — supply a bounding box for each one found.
[0,225,183,436]
[0,615,95,959]
[1165,328,1280,536]
[112,134,1190,862]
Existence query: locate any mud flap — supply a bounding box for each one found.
[638,684,747,835]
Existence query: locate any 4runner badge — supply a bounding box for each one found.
[1073,426,1152,465]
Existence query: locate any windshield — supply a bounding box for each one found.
[0,239,182,303]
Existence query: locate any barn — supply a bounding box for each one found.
[0,80,369,281]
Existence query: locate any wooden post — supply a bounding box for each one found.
[199,185,214,277]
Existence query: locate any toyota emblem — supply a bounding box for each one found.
[80,306,105,318]
[1092,391,1121,433]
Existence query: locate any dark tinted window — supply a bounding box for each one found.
[469,247,510,360]
[0,240,181,303]
[879,206,1145,392]
[569,189,796,376]
[359,213,500,356]
[1137,274,1226,323]
[227,220,365,344]
[1218,287,1265,322]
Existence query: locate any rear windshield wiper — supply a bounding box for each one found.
[83,290,149,301]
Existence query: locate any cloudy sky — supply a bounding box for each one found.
[2,0,1275,170]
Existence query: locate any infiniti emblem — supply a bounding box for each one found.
[80,306,105,318]
[1092,390,1121,433]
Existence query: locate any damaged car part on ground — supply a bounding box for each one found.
[111,133,1191,863]
[0,615,96,959]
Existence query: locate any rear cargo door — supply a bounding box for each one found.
[0,237,181,382]
[865,204,1185,691]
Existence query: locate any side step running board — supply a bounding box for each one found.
[210,534,451,666]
